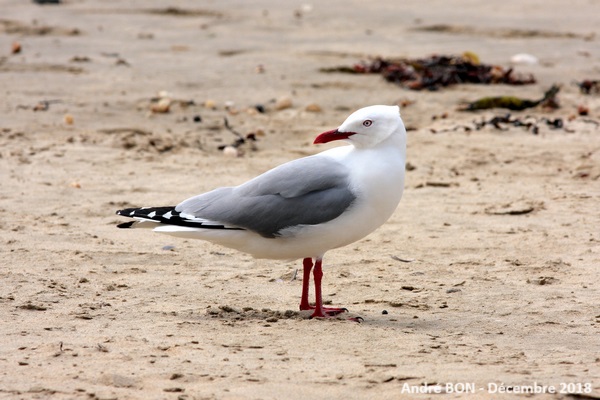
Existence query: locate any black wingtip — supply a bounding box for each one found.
[116,208,139,216]
[117,221,135,229]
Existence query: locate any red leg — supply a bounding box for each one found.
[299,258,313,311]
[311,258,326,318]
[310,258,347,318]
[298,257,349,319]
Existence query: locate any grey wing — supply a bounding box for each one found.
[175,155,357,238]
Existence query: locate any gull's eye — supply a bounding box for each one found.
[362,119,373,127]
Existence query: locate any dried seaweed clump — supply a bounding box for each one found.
[460,85,560,111]
[574,80,600,95]
[321,54,536,91]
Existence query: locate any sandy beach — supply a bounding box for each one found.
[1,1,599,399]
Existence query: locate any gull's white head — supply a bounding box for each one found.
[314,105,405,148]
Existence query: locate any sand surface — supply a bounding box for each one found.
[1,1,599,399]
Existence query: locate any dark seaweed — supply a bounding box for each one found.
[321,54,536,91]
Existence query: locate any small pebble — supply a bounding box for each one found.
[305,103,322,113]
[157,90,172,98]
[222,146,238,157]
[151,98,171,113]
[193,115,202,123]
[11,41,22,54]
[275,97,293,111]
[510,53,538,65]
[577,105,589,116]
[255,104,266,113]
[64,114,74,125]
[204,99,217,109]
[382,310,388,315]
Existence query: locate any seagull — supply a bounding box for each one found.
[116,105,407,319]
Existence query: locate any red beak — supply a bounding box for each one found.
[313,129,355,144]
